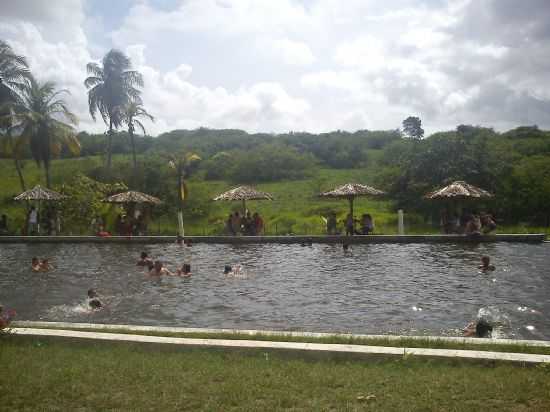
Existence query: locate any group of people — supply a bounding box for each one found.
[326,212,375,236]
[137,251,192,277]
[25,206,60,235]
[441,210,497,235]
[114,212,148,236]
[225,211,264,236]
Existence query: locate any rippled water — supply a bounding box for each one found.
[1,242,549,339]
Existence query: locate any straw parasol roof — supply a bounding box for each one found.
[319,183,385,199]
[319,183,385,225]
[213,186,274,202]
[213,185,273,213]
[14,185,67,201]
[425,181,493,199]
[104,191,162,205]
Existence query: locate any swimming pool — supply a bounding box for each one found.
[1,242,549,339]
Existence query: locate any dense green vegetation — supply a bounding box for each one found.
[2,125,550,236]
[2,336,550,411]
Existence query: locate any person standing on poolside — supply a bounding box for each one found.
[28,206,38,235]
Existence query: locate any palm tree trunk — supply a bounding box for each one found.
[129,125,137,173]
[14,157,27,192]
[106,119,113,170]
[45,164,51,188]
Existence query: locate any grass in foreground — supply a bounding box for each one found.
[1,335,550,411]
[14,324,550,355]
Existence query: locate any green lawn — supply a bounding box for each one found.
[2,335,550,411]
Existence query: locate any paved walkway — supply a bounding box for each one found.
[12,326,550,364]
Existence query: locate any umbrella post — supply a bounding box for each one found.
[348,196,354,220]
[242,199,247,215]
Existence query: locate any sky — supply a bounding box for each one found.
[1,0,550,136]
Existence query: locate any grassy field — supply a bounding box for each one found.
[2,335,550,411]
[1,156,548,236]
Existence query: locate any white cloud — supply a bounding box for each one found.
[2,0,550,137]
[261,38,316,66]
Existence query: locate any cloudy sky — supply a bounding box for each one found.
[2,0,550,136]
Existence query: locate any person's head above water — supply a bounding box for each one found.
[481,256,490,266]
[224,265,232,274]
[32,257,39,265]
[140,252,148,259]
[154,260,163,270]
[475,319,493,338]
[87,288,98,298]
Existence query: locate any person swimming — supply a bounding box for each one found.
[87,289,103,310]
[31,257,41,272]
[137,252,152,266]
[463,319,493,338]
[223,264,245,277]
[177,263,192,277]
[149,260,173,276]
[479,256,495,272]
[343,243,352,254]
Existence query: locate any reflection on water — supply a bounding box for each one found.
[0,242,549,339]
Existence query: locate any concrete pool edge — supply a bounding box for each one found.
[10,326,550,364]
[0,234,546,244]
[12,320,550,348]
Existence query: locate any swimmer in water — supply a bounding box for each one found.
[177,263,192,277]
[479,256,495,272]
[32,257,41,272]
[137,252,152,267]
[463,319,493,338]
[149,260,173,276]
[87,289,103,310]
[343,243,352,254]
[223,264,244,277]
[37,259,54,272]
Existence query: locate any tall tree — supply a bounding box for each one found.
[15,77,80,187]
[402,116,424,140]
[124,100,154,173]
[0,39,31,191]
[84,49,143,169]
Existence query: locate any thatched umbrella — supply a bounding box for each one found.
[319,183,385,220]
[103,191,162,235]
[425,181,493,233]
[14,185,67,234]
[103,191,162,205]
[425,181,493,200]
[213,185,273,213]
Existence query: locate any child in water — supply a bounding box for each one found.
[223,264,245,277]
[177,263,192,277]
[137,252,152,267]
[31,257,41,272]
[32,257,54,272]
[87,289,103,310]
[149,260,173,276]
[463,319,493,338]
[479,256,495,272]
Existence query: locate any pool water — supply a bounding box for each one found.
[1,242,549,339]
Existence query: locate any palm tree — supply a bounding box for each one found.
[167,152,201,236]
[84,49,144,170]
[124,100,154,172]
[0,40,31,191]
[15,77,80,187]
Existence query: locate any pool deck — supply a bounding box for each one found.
[0,233,545,244]
[10,322,550,364]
